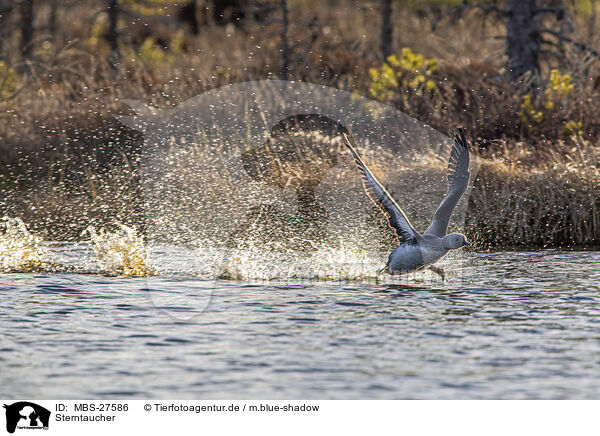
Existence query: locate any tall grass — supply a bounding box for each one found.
[467,139,600,249]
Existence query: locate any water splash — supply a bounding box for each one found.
[0,216,454,282]
[0,217,48,273]
[221,238,387,281]
[82,223,155,276]
[311,243,387,281]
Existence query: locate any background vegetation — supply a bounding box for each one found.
[0,0,599,248]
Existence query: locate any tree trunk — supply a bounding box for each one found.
[506,0,540,79]
[281,0,289,79]
[20,0,34,58]
[0,0,13,59]
[48,0,57,36]
[107,0,120,70]
[380,0,392,60]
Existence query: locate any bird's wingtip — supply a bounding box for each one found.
[342,132,353,147]
[454,127,468,149]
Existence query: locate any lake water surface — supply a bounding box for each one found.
[2,250,600,399]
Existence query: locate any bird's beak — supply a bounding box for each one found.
[464,241,471,246]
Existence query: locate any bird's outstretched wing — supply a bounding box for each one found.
[424,128,471,237]
[343,133,419,244]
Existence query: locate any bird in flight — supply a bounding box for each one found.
[343,129,471,280]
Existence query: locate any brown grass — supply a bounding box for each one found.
[0,0,599,248]
[467,139,600,249]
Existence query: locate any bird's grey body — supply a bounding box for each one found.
[386,234,448,274]
[386,243,425,274]
[343,130,471,278]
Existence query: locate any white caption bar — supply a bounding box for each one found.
[0,400,597,436]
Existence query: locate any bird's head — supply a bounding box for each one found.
[443,233,470,250]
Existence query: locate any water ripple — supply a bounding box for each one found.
[1,251,600,399]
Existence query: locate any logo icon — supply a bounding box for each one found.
[3,402,50,434]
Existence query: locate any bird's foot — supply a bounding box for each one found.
[428,265,445,280]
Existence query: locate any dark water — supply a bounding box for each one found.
[1,251,600,399]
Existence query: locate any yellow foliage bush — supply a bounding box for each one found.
[122,0,179,16]
[0,61,18,102]
[138,37,174,66]
[368,47,438,104]
[519,69,580,136]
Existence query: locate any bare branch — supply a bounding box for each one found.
[534,7,566,18]
[535,1,574,33]
[542,28,600,60]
